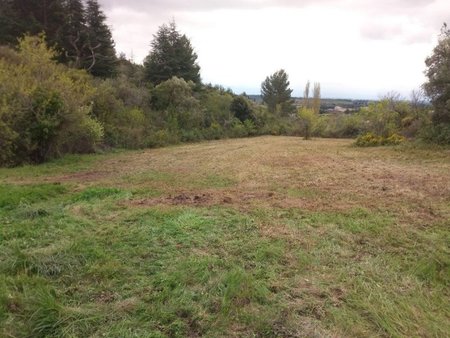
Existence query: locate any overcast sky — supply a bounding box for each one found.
[99,0,448,99]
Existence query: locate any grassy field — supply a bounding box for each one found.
[0,136,449,337]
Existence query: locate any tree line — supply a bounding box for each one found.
[0,1,448,166]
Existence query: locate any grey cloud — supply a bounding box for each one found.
[99,0,437,12]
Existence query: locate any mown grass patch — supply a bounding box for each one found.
[1,137,449,337]
[72,187,126,202]
[0,153,114,182]
[0,184,66,210]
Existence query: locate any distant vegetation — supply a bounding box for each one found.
[0,1,448,166]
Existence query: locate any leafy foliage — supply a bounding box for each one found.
[151,76,202,131]
[359,100,401,137]
[200,86,234,128]
[91,78,150,148]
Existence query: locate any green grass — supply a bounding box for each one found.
[0,183,67,209]
[0,154,105,181]
[0,137,449,337]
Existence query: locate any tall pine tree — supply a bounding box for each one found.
[144,21,201,85]
[84,0,117,77]
[60,0,88,67]
[261,69,294,115]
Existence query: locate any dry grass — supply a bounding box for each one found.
[13,136,447,225]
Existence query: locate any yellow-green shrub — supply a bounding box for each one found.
[384,133,406,145]
[297,107,318,139]
[355,132,406,147]
[355,132,383,147]
[0,36,101,166]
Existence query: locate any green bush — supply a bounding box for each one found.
[181,128,204,142]
[420,123,450,145]
[150,77,204,135]
[92,80,149,149]
[243,119,257,136]
[230,96,253,122]
[228,119,248,138]
[359,100,401,137]
[327,114,363,138]
[105,108,147,149]
[203,122,224,140]
[60,106,104,154]
[201,89,233,127]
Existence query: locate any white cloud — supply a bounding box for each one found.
[99,0,448,98]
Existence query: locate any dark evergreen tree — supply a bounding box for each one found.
[84,0,117,77]
[0,0,23,45]
[144,21,201,85]
[59,0,88,67]
[261,69,295,115]
[0,0,65,49]
[230,95,253,122]
[0,0,116,77]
